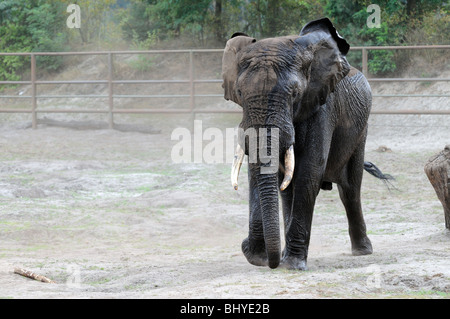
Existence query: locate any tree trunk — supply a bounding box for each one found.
[256,0,263,37]
[214,0,223,42]
[78,27,87,44]
[265,0,280,37]
[424,145,450,229]
[407,0,417,16]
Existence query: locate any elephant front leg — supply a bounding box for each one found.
[280,172,322,271]
[241,168,268,267]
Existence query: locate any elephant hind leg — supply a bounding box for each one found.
[337,143,373,256]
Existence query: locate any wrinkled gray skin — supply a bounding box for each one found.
[222,18,373,270]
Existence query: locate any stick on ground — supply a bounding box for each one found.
[14,267,56,283]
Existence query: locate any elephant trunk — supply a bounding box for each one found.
[254,127,283,269]
[252,164,281,269]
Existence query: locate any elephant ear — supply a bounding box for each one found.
[222,33,256,104]
[297,18,351,108]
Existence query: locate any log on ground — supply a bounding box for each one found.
[14,267,56,284]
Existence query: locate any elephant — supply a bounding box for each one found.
[222,18,392,270]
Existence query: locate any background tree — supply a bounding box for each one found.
[0,0,447,81]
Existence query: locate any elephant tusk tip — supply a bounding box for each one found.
[279,177,292,191]
[280,145,295,191]
[231,143,245,192]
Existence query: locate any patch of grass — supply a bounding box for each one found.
[88,277,113,286]
[125,283,147,291]
[88,265,105,271]
[24,245,50,252]
[0,220,31,232]
[136,185,152,193]
[8,174,36,186]
[367,227,414,236]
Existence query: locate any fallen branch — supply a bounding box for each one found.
[14,267,56,284]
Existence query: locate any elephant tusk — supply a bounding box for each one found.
[280,145,295,191]
[231,143,245,190]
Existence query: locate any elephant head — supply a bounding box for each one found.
[222,18,351,268]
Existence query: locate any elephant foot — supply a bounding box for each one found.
[351,236,373,256]
[241,237,268,267]
[279,255,308,271]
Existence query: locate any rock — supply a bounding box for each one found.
[376,145,392,152]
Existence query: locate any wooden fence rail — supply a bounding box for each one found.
[0,45,449,129]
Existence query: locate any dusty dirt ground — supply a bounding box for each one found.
[0,108,449,299]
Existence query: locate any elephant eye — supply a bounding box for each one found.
[237,89,243,98]
[292,89,299,100]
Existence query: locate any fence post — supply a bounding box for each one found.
[107,52,114,129]
[362,48,368,77]
[31,54,37,129]
[189,50,195,130]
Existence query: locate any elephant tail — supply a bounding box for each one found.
[364,161,397,190]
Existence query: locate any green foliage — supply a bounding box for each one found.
[118,0,447,75]
[0,0,32,81]
[127,31,158,72]
[325,0,449,75]
[0,0,447,81]
[119,0,153,41]
[121,0,212,43]
[71,0,117,44]
[26,2,67,71]
[240,0,327,37]
[0,0,68,80]
[0,0,116,81]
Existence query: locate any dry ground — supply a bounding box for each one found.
[0,109,449,299]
